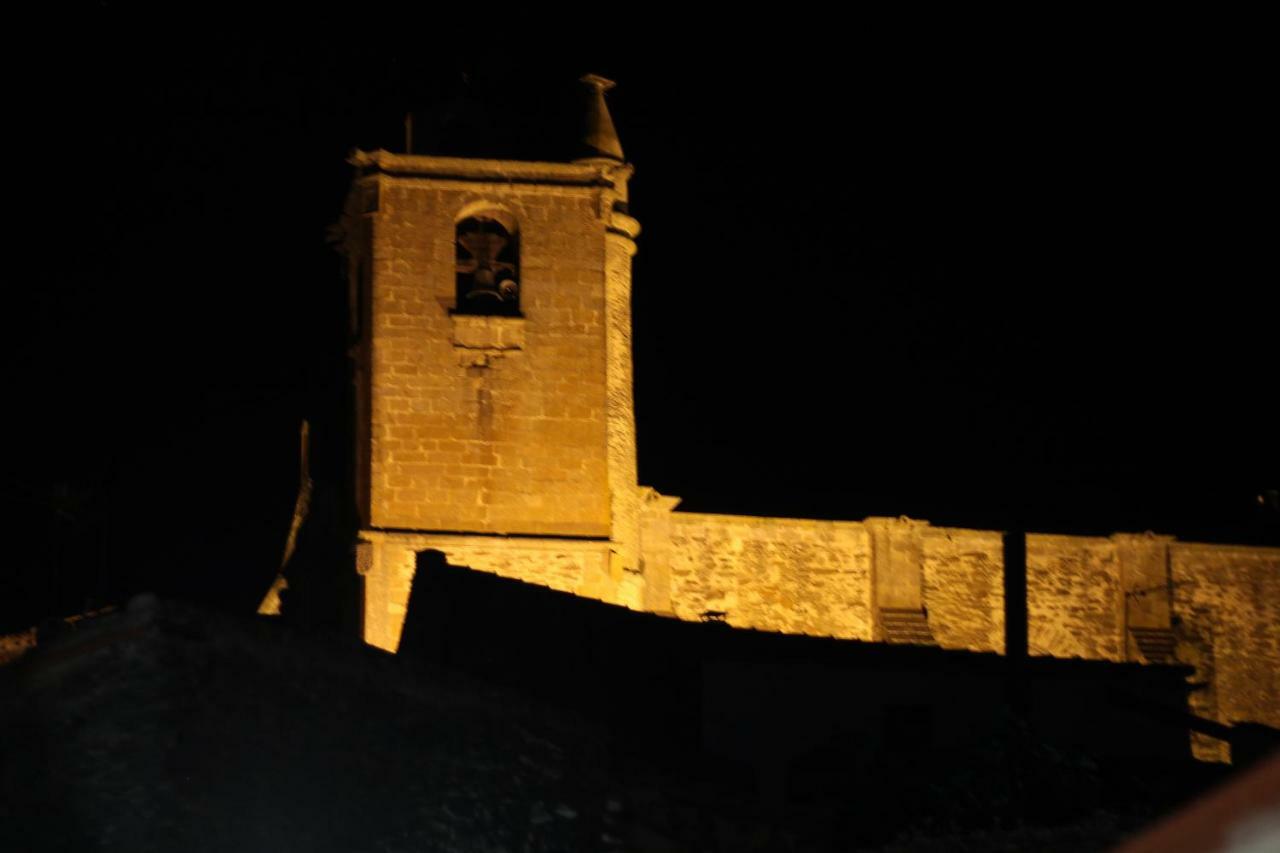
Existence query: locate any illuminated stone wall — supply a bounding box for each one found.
[1026,535,1280,726]
[922,527,1006,653]
[1027,534,1124,661]
[1170,543,1280,732]
[1026,533,1280,760]
[359,511,1276,764]
[1171,543,1280,761]
[663,512,875,638]
[645,511,1005,652]
[358,496,1276,758]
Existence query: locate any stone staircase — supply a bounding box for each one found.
[879,608,937,646]
[1130,626,1177,663]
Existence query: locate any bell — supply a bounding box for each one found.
[467,264,502,302]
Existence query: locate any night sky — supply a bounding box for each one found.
[5,10,1276,625]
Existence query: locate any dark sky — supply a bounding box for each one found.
[5,10,1276,621]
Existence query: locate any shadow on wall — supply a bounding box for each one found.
[397,550,1231,835]
[275,478,363,640]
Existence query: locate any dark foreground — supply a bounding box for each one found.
[0,596,1237,851]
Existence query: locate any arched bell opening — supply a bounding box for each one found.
[454,209,520,317]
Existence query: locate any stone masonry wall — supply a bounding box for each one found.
[659,518,1276,749]
[1172,543,1280,731]
[1027,534,1123,661]
[1025,535,1280,729]
[659,514,1005,651]
[360,168,612,538]
[666,513,874,639]
[1025,534,1280,760]
[357,506,1278,764]
[922,527,1005,653]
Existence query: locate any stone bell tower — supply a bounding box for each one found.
[341,76,643,651]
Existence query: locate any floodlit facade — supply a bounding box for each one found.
[339,77,1278,762]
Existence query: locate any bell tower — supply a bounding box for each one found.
[341,76,643,651]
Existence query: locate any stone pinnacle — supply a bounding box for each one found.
[578,73,624,162]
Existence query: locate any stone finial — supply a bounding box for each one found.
[578,73,624,162]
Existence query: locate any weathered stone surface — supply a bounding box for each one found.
[923,527,1005,653]
[665,512,874,639]
[649,514,1005,652]
[1027,534,1123,661]
[1024,533,1280,761]
[1172,544,1280,739]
